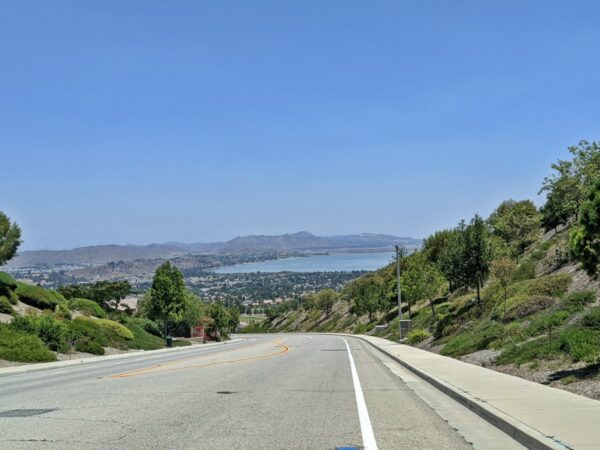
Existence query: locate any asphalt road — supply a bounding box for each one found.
[0,334,518,449]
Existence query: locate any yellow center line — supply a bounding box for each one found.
[105,339,289,379]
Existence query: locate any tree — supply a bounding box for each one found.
[422,229,454,265]
[350,274,386,322]
[317,289,338,315]
[437,223,467,292]
[0,212,22,266]
[147,262,187,335]
[490,257,516,317]
[58,280,131,310]
[570,180,600,277]
[463,215,494,308]
[540,141,600,229]
[402,254,448,321]
[488,200,540,259]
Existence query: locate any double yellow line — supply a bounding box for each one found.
[106,339,290,379]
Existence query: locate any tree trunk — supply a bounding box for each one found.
[407,300,412,319]
[429,298,437,322]
[476,278,482,310]
[504,286,508,320]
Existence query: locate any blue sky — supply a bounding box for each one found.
[1,1,599,250]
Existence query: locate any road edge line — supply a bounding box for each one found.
[343,334,568,450]
[341,337,378,450]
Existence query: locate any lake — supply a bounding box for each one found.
[213,251,395,273]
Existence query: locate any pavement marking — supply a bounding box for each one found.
[341,338,378,450]
[106,339,290,379]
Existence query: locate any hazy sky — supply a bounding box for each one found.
[1,1,599,250]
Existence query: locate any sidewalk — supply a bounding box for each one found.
[357,335,600,450]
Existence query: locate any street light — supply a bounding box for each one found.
[395,245,411,341]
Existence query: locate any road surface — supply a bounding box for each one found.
[0,334,522,449]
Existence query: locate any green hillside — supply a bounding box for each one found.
[247,141,600,399]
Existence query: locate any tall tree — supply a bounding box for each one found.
[0,212,22,266]
[317,289,338,315]
[147,262,187,335]
[463,215,494,308]
[570,180,600,277]
[438,222,467,292]
[488,199,540,259]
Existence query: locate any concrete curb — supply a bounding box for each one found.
[346,335,568,450]
[0,338,244,378]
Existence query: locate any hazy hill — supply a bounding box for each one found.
[8,232,421,268]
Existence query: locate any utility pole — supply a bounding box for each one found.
[395,245,402,340]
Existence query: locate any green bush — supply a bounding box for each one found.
[37,314,69,352]
[561,291,596,313]
[126,321,164,350]
[525,273,572,297]
[172,339,192,347]
[441,321,504,357]
[0,324,56,362]
[95,319,134,340]
[527,311,570,336]
[15,282,66,310]
[0,272,17,291]
[0,272,18,304]
[130,317,162,337]
[581,308,600,329]
[504,295,556,321]
[75,339,105,355]
[0,296,13,315]
[353,323,368,334]
[511,259,536,282]
[10,314,40,335]
[68,298,106,318]
[68,317,108,347]
[55,303,72,320]
[558,328,600,363]
[406,328,431,345]
[497,338,558,366]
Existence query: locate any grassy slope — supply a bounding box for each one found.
[249,227,600,399]
[0,275,166,362]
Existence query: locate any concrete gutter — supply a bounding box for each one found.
[345,334,600,450]
[0,338,244,378]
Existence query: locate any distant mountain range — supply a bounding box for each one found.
[7,232,421,268]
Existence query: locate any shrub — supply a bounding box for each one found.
[511,259,536,282]
[75,339,105,355]
[55,303,72,320]
[497,338,558,366]
[10,314,40,335]
[0,272,17,296]
[561,291,596,313]
[130,317,162,337]
[37,314,69,352]
[172,340,192,347]
[527,311,570,337]
[126,321,164,350]
[68,298,106,318]
[441,321,504,357]
[504,295,556,321]
[353,323,368,334]
[558,328,600,363]
[581,308,600,330]
[95,319,134,340]
[406,328,431,345]
[68,317,108,347]
[0,296,13,315]
[0,324,56,362]
[15,282,66,310]
[525,273,572,298]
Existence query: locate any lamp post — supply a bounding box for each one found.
[395,245,402,340]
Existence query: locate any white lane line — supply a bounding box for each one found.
[341,338,378,450]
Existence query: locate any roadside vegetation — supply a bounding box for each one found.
[0,217,240,363]
[250,140,600,399]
